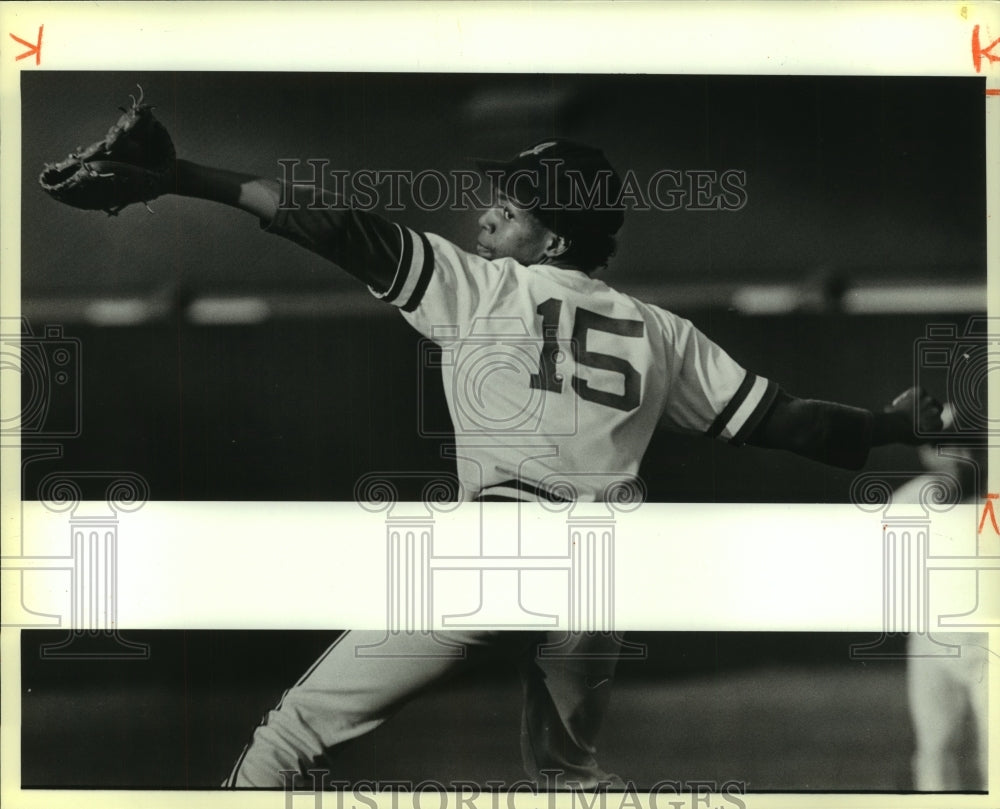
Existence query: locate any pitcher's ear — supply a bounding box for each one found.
[544,233,570,258]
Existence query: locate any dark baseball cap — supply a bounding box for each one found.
[474,139,625,239]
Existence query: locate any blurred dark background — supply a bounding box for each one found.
[18,73,988,500]
[24,629,985,791]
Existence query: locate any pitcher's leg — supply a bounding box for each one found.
[228,630,504,787]
[518,632,622,790]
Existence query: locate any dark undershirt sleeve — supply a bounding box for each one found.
[747,389,875,470]
[260,183,406,294]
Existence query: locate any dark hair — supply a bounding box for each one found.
[561,231,618,275]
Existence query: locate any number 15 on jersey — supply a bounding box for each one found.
[530,298,645,413]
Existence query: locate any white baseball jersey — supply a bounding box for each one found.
[267,197,777,501]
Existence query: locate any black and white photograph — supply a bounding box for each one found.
[1,4,996,809]
[16,71,988,501]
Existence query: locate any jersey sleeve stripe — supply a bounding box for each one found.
[704,373,778,443]
[727,377,779,445]
[382,223,414,302]
[401,233,435,313]
[705,371,756,439]
[370,226,433,311]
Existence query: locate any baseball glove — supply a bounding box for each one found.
[39,86,175,216]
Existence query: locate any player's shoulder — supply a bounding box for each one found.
[525,265,634,305]
[525,266,696,334]
[583,275,689,331]
[421,230,521,292]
